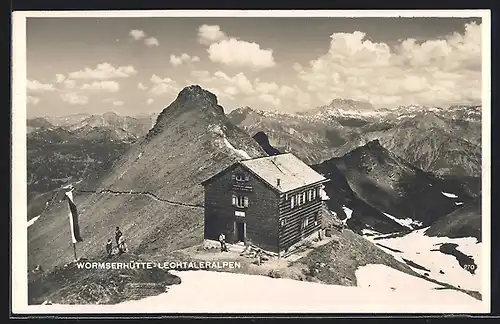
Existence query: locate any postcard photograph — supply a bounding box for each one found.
[12,9,491,314]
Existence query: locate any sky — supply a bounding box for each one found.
[25,15,484,117]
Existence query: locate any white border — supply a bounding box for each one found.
[12,9,492,315]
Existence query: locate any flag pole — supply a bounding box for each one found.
[73,242,77,261]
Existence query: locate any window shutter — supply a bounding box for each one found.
[291,196,295,208]
[232,195,236,206]
[232,174,236,180]
[244,196,249,207]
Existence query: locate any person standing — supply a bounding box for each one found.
[118,234,128,254]
[218,233,227,252]
[106,239,113,258]
[115,227,122,245]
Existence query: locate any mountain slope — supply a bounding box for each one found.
[424,198,481,241]
[28,85,268,271]
[312,140,478,234]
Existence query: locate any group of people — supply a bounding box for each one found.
[105,227,128,257]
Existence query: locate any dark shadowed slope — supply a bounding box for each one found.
[425,198,482,241]
[28,85,268,270]
[312,140,477,234]
[252,131,282,156]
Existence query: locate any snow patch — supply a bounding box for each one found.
[442,192,458,198]
[361,229,381,236]
[365,228,482,293]
[455,202,464,206]
[27,215,40,228]
[319,186,330,201]
[209,124,251,159]
[341,206,353,224]
[30,266,484,313]
[382,212,423,230]
[223,138,251,159]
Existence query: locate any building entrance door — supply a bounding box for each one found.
[235,221,245,243]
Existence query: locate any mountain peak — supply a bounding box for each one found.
[145,85,226,141]
[176,85,219,107]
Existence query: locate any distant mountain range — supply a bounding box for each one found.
[228,100,481,177]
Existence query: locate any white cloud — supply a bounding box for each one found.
[130,30,159,47]
[60,92,89,105]
[112,100,124,106]
[27,96,41,105]
[170,53,200,67]
[149,74,180,95]
[147,98,154,105]
[68,63,137,80]
[130,29,146,40]
[80,80,120,92]
[138,82,148,90]
[258,93,281,106]
[27,79,56,93]
[190,70,311,110]
[55,74,66,83]
[298,21,482,107]
[292,62,303,72]
[197,24,227,45]
[207,38,276,69]
[213,71,255,95]
[145,37,159,47]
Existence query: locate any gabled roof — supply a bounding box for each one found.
[201,153,329,193]
[240,153,328,193]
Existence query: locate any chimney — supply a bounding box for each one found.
[277,178,281,187]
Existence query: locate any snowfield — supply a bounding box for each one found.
[26,263,486,314]
[364,228,482,293]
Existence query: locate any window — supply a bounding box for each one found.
[280,218,286,227]
[314,211,319,225]
[232,194,248,208]
[312,188,317,200]
[302,192,307,203]
[290,196,295,208]
[302,217,309,229]
[233,173,249,182]
[308,189,313,201]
